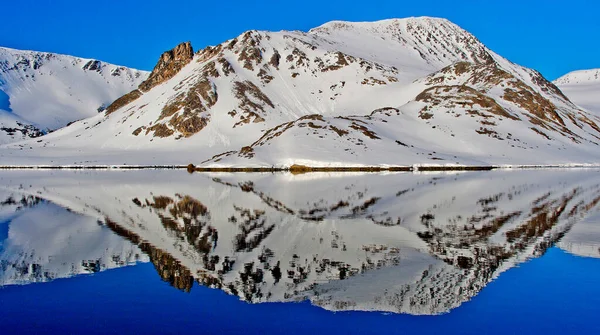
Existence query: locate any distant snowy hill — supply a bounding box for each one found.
[2,17,600,166]
[554,68,600,115]
[0,47,148,144]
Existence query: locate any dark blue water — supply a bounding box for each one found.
[0,89,11,112]
[0,219,8,242]
[0,247,598,334]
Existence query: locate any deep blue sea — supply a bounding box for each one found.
[1,170,599,334]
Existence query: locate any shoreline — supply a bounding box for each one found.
[0,163,598,172]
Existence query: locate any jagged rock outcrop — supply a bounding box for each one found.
[139,42,194,92]
[105,42,195,116]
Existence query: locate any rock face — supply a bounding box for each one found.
[105,42,195,116]
[139,42,194,92]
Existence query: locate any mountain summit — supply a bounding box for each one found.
[2,17,600,167]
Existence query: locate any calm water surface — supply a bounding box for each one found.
[0,169,599,334]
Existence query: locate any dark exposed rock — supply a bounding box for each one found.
[152,77,216,138]
[132,126,144,136]
[416,85,517,120]
[82,60,102,72]
[104,42,197,120]
[110,68,122,76]
[105,89,142,115]
[0,122,44,138]
[104,218,195,292]
[268,50,280,69]
[146,123,174,138]
[232,81,273,127]
[139,42,194,92]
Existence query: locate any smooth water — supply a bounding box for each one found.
[0,169,599,334]
[0,90,11,112]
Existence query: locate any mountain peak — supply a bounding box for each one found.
[308,16,452,33]
[309,17,494,67]
[138,42,194,92]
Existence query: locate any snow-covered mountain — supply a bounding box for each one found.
[0,192,147,285]
[2,169,599,314]
[2,17,600,166]
[0,47,148,144]
[554,68,600,115]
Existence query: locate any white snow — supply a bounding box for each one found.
[0,17,598,167]
[0,197,148,285]
[0,46,148,144]
[555,68,600,115]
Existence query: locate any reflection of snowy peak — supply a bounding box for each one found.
[5,17,600,166]
[557,211,600,258]
[2,169,599,314]
[0,46,148,144]
[0,198,147,285]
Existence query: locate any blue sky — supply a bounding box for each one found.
[0,0,598,80]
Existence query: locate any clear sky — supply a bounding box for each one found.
[0,0,598,80]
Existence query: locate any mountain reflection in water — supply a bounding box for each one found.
[1,169,599,317]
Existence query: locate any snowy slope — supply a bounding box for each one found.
[2,17,600,166]
[554,69,600,115]
[0,47,148,144]
[1,169,599,314]
[0,193,147,286]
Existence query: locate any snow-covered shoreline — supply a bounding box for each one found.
[1,162,599,171]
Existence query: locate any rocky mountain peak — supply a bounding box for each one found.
[138,42,194,92]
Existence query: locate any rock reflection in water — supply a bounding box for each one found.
[0,169,599,315]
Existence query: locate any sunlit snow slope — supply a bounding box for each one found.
[0,47,148,144]
[554,69,600,115]
[2,17,600,166]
